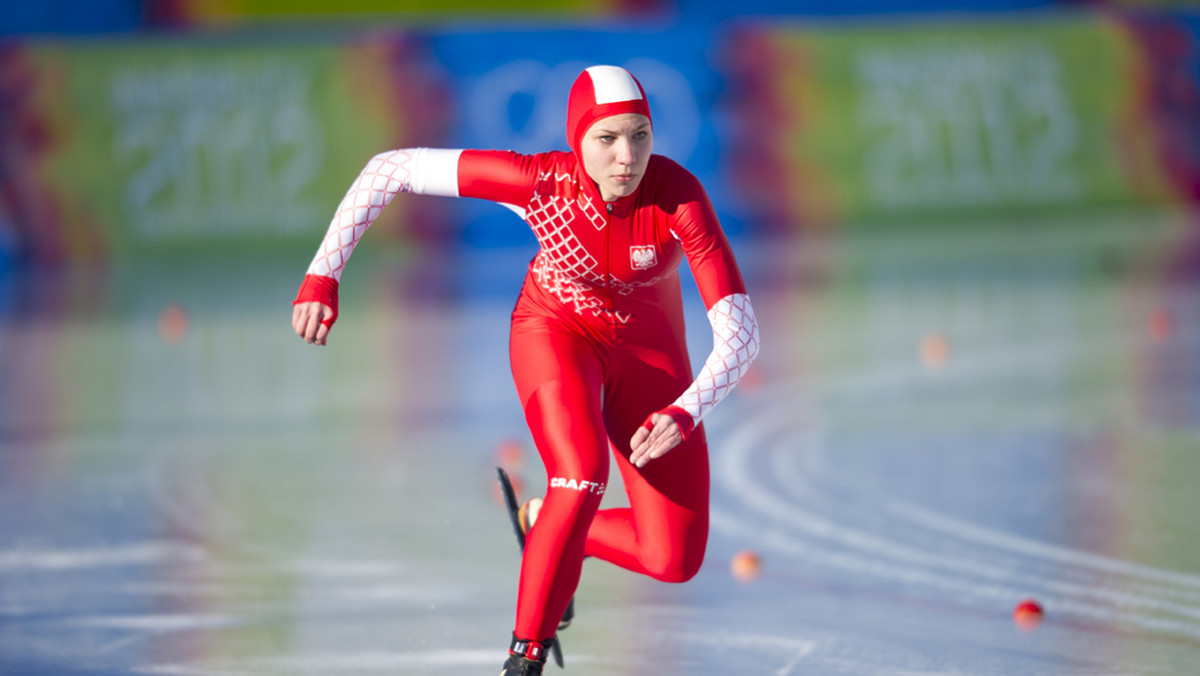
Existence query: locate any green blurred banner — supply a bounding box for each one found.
[724,16,1177,227]
[1,34,447,263]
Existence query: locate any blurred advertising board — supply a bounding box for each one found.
[143,0,667,26]
[0,33,449,265]
[721,14,1200,229]
[5,12,1200,267]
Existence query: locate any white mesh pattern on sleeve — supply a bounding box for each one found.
[672,293,760,425]
[305,148,461,281]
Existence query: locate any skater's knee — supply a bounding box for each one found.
[542,443,610,505]
[540,472,608,532]
[647,563,700,584]
[643,548,705,583]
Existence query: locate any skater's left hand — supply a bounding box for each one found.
[631,405,695,467]
[630,412,682,468]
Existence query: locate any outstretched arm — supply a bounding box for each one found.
[292,148,462,345]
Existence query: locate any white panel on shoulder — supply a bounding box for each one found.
[411,148,464,197]
[586,66,643,104]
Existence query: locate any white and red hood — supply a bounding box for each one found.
[566,65,652,155]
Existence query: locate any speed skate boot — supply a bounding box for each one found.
[516,497,542,540]
[518,498,574,631]
[501,635,554,676]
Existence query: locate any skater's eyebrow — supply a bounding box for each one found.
[594,122,651,135]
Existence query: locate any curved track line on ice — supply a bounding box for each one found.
[711,377,1200,640]
[767,428,1200,610]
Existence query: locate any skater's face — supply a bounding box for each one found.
[579,113,652,203]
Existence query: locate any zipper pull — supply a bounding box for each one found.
[606,202,613,214]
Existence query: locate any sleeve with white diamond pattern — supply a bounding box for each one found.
[672,293,760,425]
[305,148,462,281]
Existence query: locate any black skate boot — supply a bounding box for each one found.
[501,635,554,676]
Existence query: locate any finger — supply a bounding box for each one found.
[640,438,677,467]
[315,319,330,346]
[630,438,649,466]
[631,434,660,467]
[629,414,658,457]
[303,307,322,344]
[630,426,650,453]
[633,434,669,468]
[292,305,306,337]
[628,415,667,468]
[294,303,316,340]
[651,431,682,458]
[635,417,681,467]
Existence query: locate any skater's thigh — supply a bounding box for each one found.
[608,429,709,579]
[612,427,709,518]
[510,321,608,479]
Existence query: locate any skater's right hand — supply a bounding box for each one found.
[292,274,340,346]
[292,301,334,346]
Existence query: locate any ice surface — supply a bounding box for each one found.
[2,212,1199,674]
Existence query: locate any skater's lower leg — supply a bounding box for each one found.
[514,483,602,638]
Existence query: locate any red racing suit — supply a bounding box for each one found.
[294,147,760,642]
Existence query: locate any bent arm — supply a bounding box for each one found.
[658,165,760,432]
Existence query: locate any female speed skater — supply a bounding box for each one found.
[292,65,760,675]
